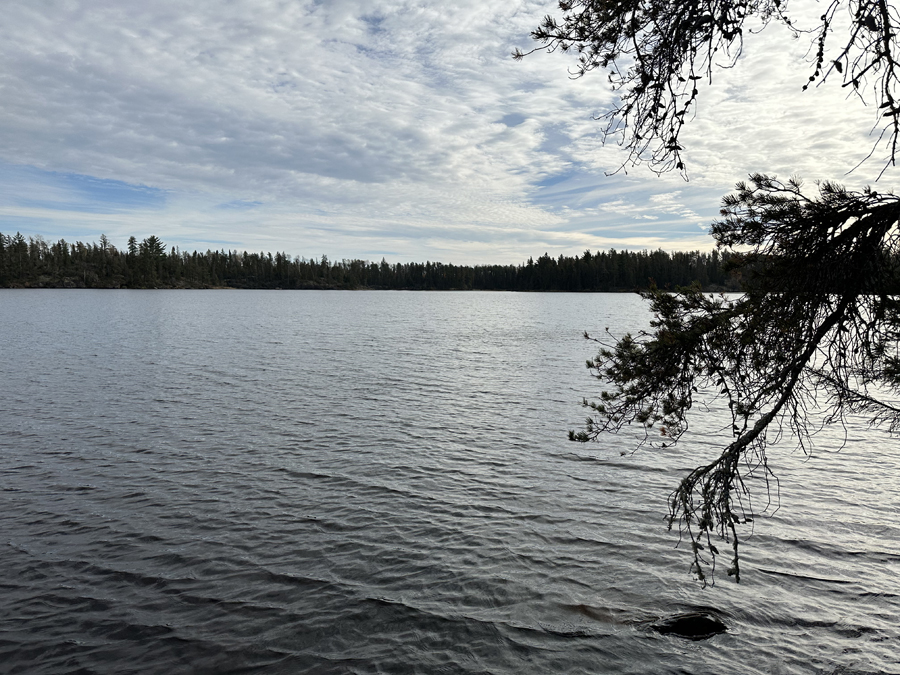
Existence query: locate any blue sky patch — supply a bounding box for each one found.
[0,164,166,214]
[500,113,526,127]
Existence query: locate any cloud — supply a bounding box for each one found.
[674,1,889,190]
[0,0,893,263]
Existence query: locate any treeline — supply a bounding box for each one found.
[0,232,739,291]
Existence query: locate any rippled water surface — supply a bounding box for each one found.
[2,290,899,674]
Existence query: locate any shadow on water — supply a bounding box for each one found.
[562,602,729,641]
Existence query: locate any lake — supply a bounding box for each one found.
[1,290,898,674]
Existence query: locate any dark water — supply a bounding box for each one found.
[1,290,898,674]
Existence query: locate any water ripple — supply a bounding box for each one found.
[1,290,898,673]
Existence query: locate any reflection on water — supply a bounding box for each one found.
[1,290,897,674]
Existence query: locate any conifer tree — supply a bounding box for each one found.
[522,0,900,581]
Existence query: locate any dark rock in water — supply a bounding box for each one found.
[651,612,727,640]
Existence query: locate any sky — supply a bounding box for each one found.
[0,0,894,264]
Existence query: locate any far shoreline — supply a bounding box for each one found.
[0,232,740,293]
[0,282,738,293]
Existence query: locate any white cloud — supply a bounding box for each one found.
[0,0,894,263]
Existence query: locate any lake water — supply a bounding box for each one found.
[1,290,898,674]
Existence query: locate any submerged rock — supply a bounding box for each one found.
[651,612,727,640]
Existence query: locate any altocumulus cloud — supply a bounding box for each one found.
[0,0,890,262]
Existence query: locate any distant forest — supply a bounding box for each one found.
[0,232,739,291]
